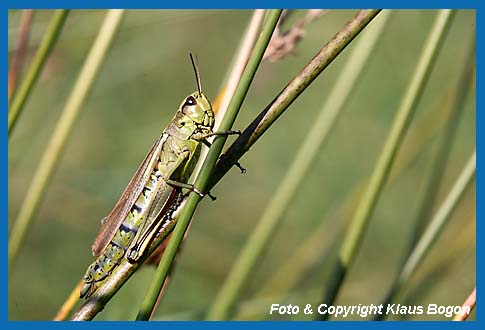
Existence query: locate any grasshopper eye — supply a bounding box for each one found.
[184,96,196,107]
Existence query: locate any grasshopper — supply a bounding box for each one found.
[80,54,239,298]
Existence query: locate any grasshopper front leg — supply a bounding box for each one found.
[200,129,241,139]
[193,129,240,144]
[196,130,246,173]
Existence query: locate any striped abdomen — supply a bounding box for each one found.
[80,169,162,298]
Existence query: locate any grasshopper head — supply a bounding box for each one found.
[179,91,215,130]
[169,54,215,139]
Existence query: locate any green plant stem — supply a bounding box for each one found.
[316,9,455,320]
[195,9,265,176]
[208,10,390,321]
[71,10,279,321]
[252,75,466,303]
[135,9,283,321]
[407,35,475,254]
[378,150,475,320]
[375,34,475,322]
[8,9,35,103]
[209,9,381,190]
[72,8,380,320]
[206,9,381,321]
[8,10,125,271]
[8,9,69,136]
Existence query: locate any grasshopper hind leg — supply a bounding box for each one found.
[126,192,186,263]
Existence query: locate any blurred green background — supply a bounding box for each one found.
[8,10,475,320]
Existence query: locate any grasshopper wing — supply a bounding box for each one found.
[91,135,165,257]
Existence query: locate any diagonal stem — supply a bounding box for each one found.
[134,9,283,321]
[209,9,381,190]
[206,9,383,320]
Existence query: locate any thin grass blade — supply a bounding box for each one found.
[209,9,391,321]
[316,10,456,320]
[8,10,69,136]
[8,10,125,270]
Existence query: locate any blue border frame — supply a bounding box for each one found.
[5,1,480,327]
[3,1,480,9]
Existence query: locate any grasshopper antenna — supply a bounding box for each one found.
[189,53,202,95]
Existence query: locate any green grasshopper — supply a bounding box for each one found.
[80,54,239,298]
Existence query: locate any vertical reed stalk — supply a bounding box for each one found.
[209,9,390,321]
[378,150,475,319]
[316,10,455,320]
[8,10,125,270]
[8,10,69,135]
[207,10,382,320]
